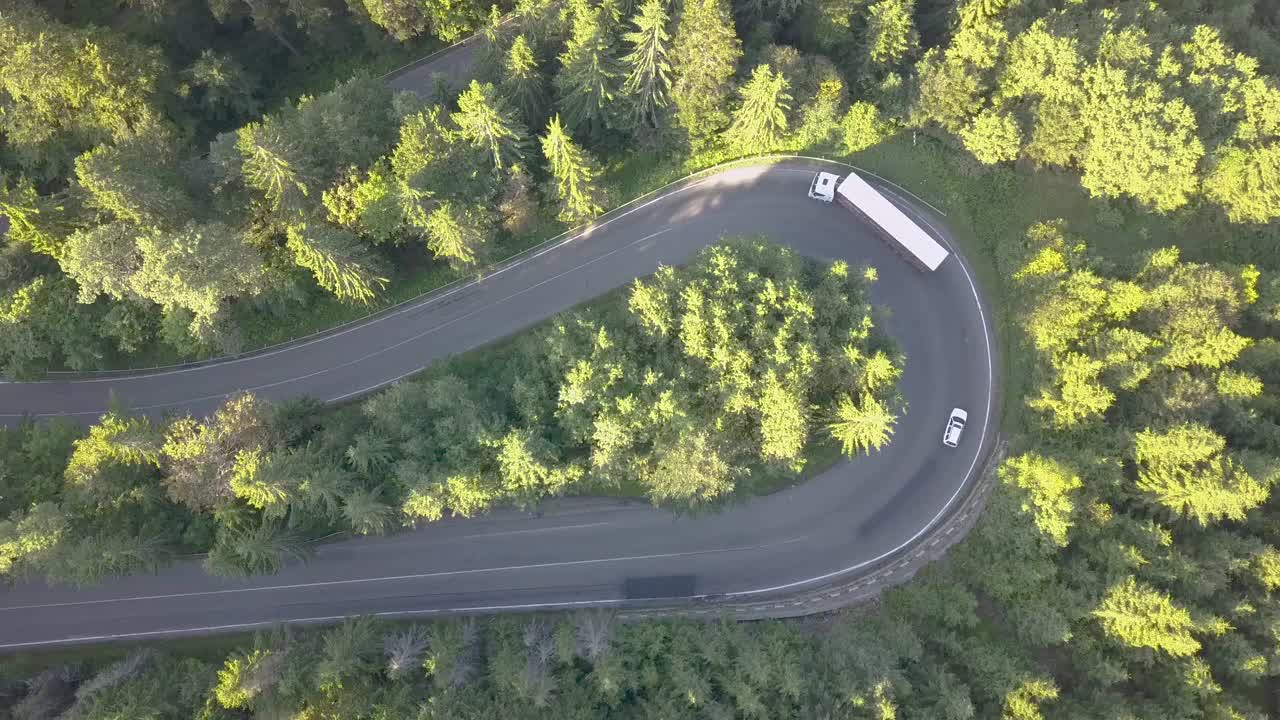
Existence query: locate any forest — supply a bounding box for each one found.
[4,0,1280,717]
[3,0,1276,375]
[0,238,901,581]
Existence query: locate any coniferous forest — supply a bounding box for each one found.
[4,0,1280,717]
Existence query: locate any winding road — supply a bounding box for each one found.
[0,159,997,649]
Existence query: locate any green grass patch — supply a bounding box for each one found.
[0,632,250,680]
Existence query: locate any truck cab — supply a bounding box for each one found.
[808,171,839,203]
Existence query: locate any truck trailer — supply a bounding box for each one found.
[811,170,949,272]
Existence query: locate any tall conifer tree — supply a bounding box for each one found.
[669,0,742,146]
[725,64,793,152]
[620,0,673,127]
[554,1,622,136]
[540,115,607,224]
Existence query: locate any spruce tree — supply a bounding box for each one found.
[451,80,529,171]
[500,35,548,127]
[620,0,673,128]
[1093,576,1202,657]
[670,0,742,146]
[540,115,608,224]
[554,1,622,136]
[865,0,919,68]
[724,64,793,153]
[285,223,388,303]
[423,202,493,268]
[827,393,897,456]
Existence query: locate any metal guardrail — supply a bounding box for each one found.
[623,439,1006,621]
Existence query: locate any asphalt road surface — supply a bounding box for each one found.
[0,160,997,649]
[386,32,482,97]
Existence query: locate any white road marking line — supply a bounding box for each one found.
[1,229,673,417]
[326,227,671,402]
[0,535,803,613]
[453,521,610,540]
[0,160,991,648]
[0,598,634,650]
[717,160,994,599]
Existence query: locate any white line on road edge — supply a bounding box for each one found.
[0,599,632,650]
[714,159,993,598]
[453,520,610,540]
[327,227,672,402]
[0,160,996,649]
[0,534,802,613]
[0,228,671,415]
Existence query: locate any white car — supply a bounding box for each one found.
[808,172,838,202]
[942,408,968,448]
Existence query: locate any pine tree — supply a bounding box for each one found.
[361,0,429,40]
[725,64,793,153]
[960,109,1022,164]
[205,521,310,577]
[1133,424,1269,525]
[1204,145,1280,224]
[285,222,388,303]
[620,0,673,128]
[342,488,394,535]
[0,176,80,258]
[957,0,1013,26]
[236,120,315,216]
[554,2,622,136]
[865,0,919,68]
[0,502,67,577]
[452,80,529,171]
[213,649,284,709]
[345,433,394,474]
[541,115,609,224]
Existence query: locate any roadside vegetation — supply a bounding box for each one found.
[0,238,902,581]
[5,0,1280,717]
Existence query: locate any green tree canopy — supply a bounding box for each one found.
[620,0,673,127]
[554,0,623,136]
[452,80,529,171]
[1093,576,1202,657]
[669,0,742,145]
[500,35,550,127]
[540,115,609,224]
[725,64,794,153]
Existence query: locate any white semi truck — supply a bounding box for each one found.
[809,171,949,272]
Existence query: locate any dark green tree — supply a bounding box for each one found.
[554,1,623,136]
[620,0,674,127]
[500,35,550,127]
[669,0,742,146]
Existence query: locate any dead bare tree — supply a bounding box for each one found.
[574,610,615,662]
[383,625,429,680]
